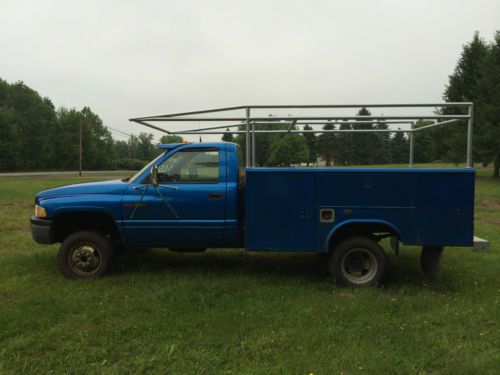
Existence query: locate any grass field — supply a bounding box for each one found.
[0,167,499,374]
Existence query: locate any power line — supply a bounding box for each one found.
[107,126,132,137]
[107,126,164,144]
[109,130,130,139]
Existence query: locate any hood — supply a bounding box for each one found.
[37,179,128,199]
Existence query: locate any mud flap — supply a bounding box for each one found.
[420,246,444,281]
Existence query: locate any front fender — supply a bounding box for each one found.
[39,195,128,245]
[53,205,117,218]
[39,194,123,221]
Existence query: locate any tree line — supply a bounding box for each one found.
[0,31,498,176]
[0,78,167,172]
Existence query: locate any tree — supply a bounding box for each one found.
[0,79,21,170]
[253,123,277,166]
[350,107,380,165]
[0,106,20,171]
[136,133,156,160]
[317,122,336,166]
[441,32,489,163]
[475,31,500,177]
[0,77,122,171]
[80,106,116,170]
[390,130,408,164]
[413,120,437,163]
[160,135,183,144]
[114,140,130,159]
[335,123,353,165]
[127,135,139,159]
[302,124,317,165]
[372,121,392,164]
[0,80,58,170]
[221,128,234,142]
[439,30,500,176]
[54,106,116,170]
[52,107,80,170]
[267,134,309,166]
[234,120,288,166]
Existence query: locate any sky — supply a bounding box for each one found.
[1,0,499,142]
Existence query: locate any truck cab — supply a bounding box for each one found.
[31,142,245,280]
[121,142,244,249]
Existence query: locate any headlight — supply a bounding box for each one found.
[34,205,47,218]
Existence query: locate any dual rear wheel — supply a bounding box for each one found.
[328,236,388,287]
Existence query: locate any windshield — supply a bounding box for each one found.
[128,152,165,184]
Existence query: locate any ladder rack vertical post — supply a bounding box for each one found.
[79,120,83,176]
[409,123,414,168]
[245,107,250,167]
[251,121,256,167]
[466,103,473,168]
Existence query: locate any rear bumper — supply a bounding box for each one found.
[30,216,54,244]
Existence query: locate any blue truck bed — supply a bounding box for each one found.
[245,168,475,252]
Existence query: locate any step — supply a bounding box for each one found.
[473,236,490,252]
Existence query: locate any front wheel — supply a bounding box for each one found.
[329,236,388,287]
[58,231,115,280]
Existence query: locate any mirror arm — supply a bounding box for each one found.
[129,184,150,219]
[129,165,180,220]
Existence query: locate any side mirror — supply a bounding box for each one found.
[151,166,159,187]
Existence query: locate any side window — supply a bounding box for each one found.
[157,149,220,183]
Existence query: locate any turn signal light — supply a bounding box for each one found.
[34,205,47,218]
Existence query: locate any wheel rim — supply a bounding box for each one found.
[68,243,102,276]
[341,247,378,284]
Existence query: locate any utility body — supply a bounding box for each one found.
[30,142,476,285]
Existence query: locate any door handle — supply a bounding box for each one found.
[208,193,224,199]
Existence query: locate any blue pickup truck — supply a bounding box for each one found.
[30,141,475,286]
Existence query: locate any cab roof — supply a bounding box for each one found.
[156,142,234,150]
[156,143,183,150]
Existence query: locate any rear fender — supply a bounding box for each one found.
[325,219,403,252]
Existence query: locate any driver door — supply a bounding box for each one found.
[122,147,227,247]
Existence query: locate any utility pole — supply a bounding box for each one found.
[79,120,83,176]
[128,136,131,159]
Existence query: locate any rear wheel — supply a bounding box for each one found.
[329,236,387,287]
[58,231,115,280]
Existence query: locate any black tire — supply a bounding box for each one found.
[58,231,115,280]
[329,236,387,287]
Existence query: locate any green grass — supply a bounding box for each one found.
[0,165,499,374]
